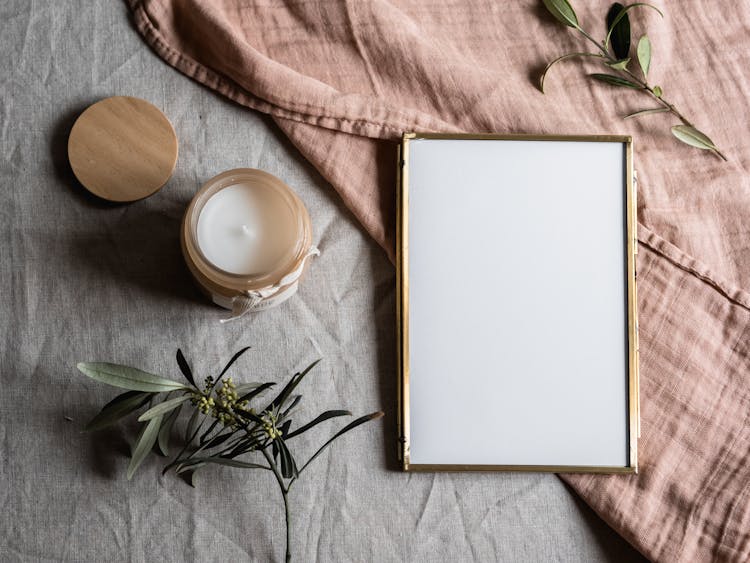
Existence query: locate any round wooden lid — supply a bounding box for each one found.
[68,96,178,202]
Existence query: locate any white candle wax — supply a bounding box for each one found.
[196,182,289,275]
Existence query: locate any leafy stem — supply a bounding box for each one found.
[539,0,726,161]
[78,349,384,562]
[579,26,694,124]
[262,447,292,563]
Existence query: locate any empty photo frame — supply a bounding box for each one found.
[397,133,639,473]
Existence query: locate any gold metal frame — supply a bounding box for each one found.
[396,132,639,473]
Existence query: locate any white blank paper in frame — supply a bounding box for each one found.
[406,138,630,468]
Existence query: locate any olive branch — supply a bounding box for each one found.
[78,348,383,563]
[539,0,727,161]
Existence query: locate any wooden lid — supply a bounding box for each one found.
[68,96,178,202]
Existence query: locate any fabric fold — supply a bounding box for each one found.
[565,227,750,562]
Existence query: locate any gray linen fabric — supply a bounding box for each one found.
[0,2,647,562]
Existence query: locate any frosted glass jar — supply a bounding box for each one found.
[181,168,317,320]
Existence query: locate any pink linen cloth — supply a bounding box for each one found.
[128,1,750,560]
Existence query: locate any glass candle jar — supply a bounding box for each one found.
[181,168,318,320]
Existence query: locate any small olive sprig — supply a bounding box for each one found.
[78,348,383,562]
[540,0,726,161]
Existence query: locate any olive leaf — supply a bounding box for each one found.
[177,457,269,470]
[138,395,191,422]
[265,359,321,411]
[280,395,303,421]
[605,3,663,52]
[216,346,251,383]
[298,412,385,474]
[589,73,642,88]
[279,420,293,437]
[637,35,652,76]
[671,125,718,151]
[238,381,275,403]
[285,410,352,439]
[539,52,601,93]
[623,107,669,119]
[78,362,189,393]
[176,462,206,475]
[176,349,196,388]
[199,418,221,444]
[277,438,297,479]
[185,409,201,443]
[542,0,579,28]
[234,381,265,395]
[157,403,182,456]
[202,431,236,450]
[127,415,163,480]
[85,390,153,431]
[606,58,630,70]
[606,3,631,60]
